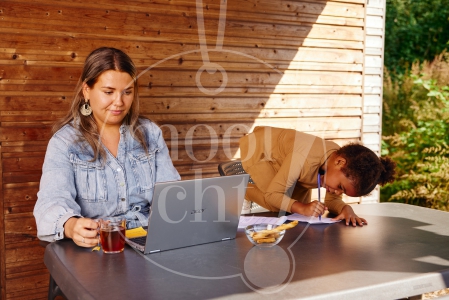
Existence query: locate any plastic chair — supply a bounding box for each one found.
[217,160,268,213]
[217,160,254,184]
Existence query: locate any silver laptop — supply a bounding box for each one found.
[127,174,249,254]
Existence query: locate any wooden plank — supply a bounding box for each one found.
[141,86,364,94]
[0,50,364,71]
[0,82,363,95]
[4,201,36,215]
[366,15,383,29]
[4,214,37,235]
[0,96,71,111]
[363,113,380,126]
[4,233,40,245]
[2,0,365,20]
[0,24,363,56]
[0,35,365,66]
[6,259,46,276]
[165,129,363,150]
[0,0,364,26]
[365,55,382,68]
[364,94,381,107]
[156,117,362,140]
[2,63,360,82]
[364,48,383,56]
[2,171,41,184]
[1,141,49,153]
[364,74,382,87]
[362,133,380,145]
[1,111,66,122]
[366,0,385,9]
[0,143,6,300]
[363,106,381,114]
[6,285,48,300]
[0,65,80,80]
[146,108,362,121]
[138,69,363,86]
[3,3,363,32]
[364,67,382,75]
[365,35,383,48]
[366,7,384,16]
[5,273,48,297]
[3,184,39,217]
[0,127,51,142]
[366,27,383,36]
[2,157,44,172]
[2,151,46,158]
[0,11,364,42]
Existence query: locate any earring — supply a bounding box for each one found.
[80,100,92,116]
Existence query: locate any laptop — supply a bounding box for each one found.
[126,174,249,254]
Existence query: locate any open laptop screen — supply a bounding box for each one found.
[139,174,249,254]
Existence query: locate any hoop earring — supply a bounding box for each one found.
[80,100,92,116]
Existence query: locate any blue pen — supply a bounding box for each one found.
[318,173,321,221]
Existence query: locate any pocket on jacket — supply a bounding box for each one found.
[70,154,108,202]
[129,149,157,193]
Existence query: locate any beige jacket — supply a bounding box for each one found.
[239,126,347,214]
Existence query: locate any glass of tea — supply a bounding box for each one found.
[99,218,126,254]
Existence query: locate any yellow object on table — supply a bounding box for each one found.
[125,227,147,238]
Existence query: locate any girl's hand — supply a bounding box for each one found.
[332,205,367,227]
[291,200,327,217]
[64,217,100,247]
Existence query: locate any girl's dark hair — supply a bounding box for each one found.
[336,143,396,196]
[53,47,148,161]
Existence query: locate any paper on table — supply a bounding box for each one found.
[287,214,341,224]
[238,216,280,228]
[238,214,340,228]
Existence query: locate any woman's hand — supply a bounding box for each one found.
[291,200,327,217]
[64,217,99,247]
[332,205,367,227]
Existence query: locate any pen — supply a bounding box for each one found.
[318,173,321,221]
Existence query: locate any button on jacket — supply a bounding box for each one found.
[34,118,180,242]
[239,126,347,214]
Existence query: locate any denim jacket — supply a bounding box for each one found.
[34,118,180,242]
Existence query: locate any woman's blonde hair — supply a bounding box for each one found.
[53,47,148,160]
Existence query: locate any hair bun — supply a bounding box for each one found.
[378,156,396,186]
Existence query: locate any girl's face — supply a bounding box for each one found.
[83,70,134,129]
[321,156,358,197]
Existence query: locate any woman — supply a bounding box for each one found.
[34,47,180,247]
[239,126,396,226]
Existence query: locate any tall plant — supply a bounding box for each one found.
[381,56,449,211]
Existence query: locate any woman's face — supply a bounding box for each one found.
[83,70,134,129]
[321,156,358,197]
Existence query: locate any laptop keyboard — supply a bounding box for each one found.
[129,236,146,246]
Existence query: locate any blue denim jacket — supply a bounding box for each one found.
[33,118,180,242]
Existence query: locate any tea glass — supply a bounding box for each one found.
[99,218,126,254]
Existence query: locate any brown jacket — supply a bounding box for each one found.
[239,126,347,214]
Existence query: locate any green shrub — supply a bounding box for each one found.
[381,56,449,211]
[385,0,449,76]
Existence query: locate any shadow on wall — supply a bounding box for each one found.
[134,0,365,179]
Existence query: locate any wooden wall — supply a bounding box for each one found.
[0,0,377,299]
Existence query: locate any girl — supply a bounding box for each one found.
[239,126,396,226]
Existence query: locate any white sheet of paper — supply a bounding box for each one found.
[238,216,280,228]
[238,214,340,228]
[287,214,341,224]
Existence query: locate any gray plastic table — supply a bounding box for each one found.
[44,203,449,300]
